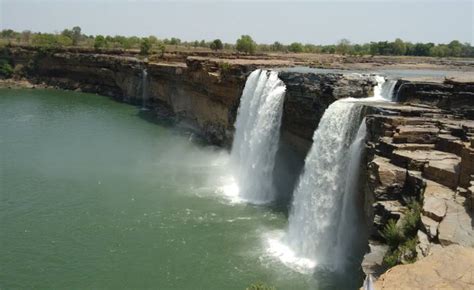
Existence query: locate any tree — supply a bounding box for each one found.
[21,30,32,44]
[271,41,284,52]
[448,40,462,57]
[336,39,352,55]
[391,38,407,55]
[157,43,166,58]
[288,42,304,53]
[210,39,223,51]
[236,35,256,54]
[94,35,106,49]
[140,38,151,55]
[72,26,82,45]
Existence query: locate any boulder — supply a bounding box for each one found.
[374,245,474,289]
[422,195,447,222]
[438,200,474,247]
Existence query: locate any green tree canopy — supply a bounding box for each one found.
[288,42,304,53]
[210,39,223,51]
[140,38,151,55]
[94,35,106,49]
[236,35,256,54]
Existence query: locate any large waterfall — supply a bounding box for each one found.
[286,100,365,271]
[230,69,286,204]
[280,75,395,272]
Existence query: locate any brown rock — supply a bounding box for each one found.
[423,195,447,222]
[438,200,474,247]
[393,125,439,144]
[374,245,474,289]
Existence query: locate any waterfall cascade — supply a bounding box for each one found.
[280,75,396,272]
[286,100,365,270]
[372,75,397,101]
[230,69,286,204]
[141,69,148,110]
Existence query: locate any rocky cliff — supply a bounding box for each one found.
[361,101,474,277]
[5,46,376,148]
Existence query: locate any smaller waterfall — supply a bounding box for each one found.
[141,69,148,110]
[230,69,286,204]
[372,75,397,101]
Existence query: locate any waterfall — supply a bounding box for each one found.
[334,119,368,269]
[286,99,365,271]
[141,69,148,110]
[230,69,286,204]
[372,75,397,101]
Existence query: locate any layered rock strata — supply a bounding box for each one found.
[362,102,474,276]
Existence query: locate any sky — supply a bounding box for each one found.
[1,0,473,45]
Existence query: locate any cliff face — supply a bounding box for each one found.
[361,102,474,276]
[6,47,376,148]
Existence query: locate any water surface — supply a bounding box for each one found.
[0,89,323,289]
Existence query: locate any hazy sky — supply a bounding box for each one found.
[1,0,473,44]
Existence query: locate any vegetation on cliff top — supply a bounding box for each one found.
[1,27,472,58]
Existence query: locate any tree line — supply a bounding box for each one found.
[1,27,472,58]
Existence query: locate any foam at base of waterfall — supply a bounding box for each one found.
[264,230,316,274]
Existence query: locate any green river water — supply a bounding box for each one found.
[0,89,359,289]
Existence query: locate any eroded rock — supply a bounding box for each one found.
[374,245,474,289]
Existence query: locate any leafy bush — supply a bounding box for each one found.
[140,38,151,55]
[210,39,223,51]
[0,59,13,78]
[94,35,107,49]
[381,219,403,248]
[402,201,421,237]
[218,62,231,73]
[288,42,304,53]
[236,35,256,54]
[381,201,421,268]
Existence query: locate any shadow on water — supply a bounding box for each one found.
[136,107,213,148]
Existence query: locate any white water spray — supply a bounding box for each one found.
[230,69,286,204]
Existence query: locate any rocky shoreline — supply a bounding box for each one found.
[1,46,473,288]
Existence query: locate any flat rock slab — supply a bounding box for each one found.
[423,157,461,189]
[393,125,439,144]
[438,200,474,247]
[374,245,474,289]
[392,149,460,171]
[423,196,447,222]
